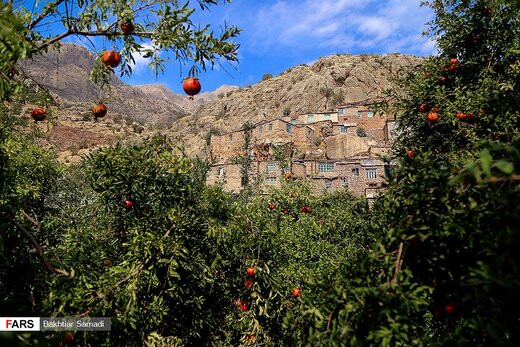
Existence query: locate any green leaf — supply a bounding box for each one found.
[480,149,493,177]
[493,160,514,175]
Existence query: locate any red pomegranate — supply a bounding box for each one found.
[31,107,47,122]
[123,199,133,209]
[120,20,135,34]
[182,77,201,97]
[426,112,439,123]
[102,50,121,68]
[92,103,108,119]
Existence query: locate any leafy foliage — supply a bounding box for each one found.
[295,1,520,346]
[0,109,62,317]
[0,0,240,99]
[203,180,371,345]
[2,1,519,346]
[43,137,218,346]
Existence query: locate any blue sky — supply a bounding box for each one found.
[60,0,436,94]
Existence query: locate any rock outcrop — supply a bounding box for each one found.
[19,44,422,159]
[167,54,422,156]
[19,43,233,125]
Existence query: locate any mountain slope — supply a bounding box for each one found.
[19,45,422,158]
[134,83,239,115]
[19,43,232,125]
[167,53,423,156]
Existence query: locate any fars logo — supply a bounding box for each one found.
[0,318,40,331]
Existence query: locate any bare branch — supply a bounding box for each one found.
[132,0,162,14]
[36,29,73,51]
[391,242,404,285]
[477,174,520,184]
[324,306,338,337]
[64,0,71,28]
[5,214,69,276]
[29,0,66,30]
[21,209,40,228]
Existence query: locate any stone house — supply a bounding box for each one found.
[207,98,394,199]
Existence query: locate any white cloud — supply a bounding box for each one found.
[356,16,393,41]
[240,0,435,55]
[249,0,369,45]
[129,42,160,74]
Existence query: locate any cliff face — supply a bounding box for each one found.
[167,54,422,156]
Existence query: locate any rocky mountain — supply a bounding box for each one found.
[20,43,234,126]
[167,53,423,156]
[19,44,422,159]
[135,84,239,115]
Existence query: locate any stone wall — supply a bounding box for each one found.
[207,163,243,190]
[207,100,393,197]
[210,130,245,163]
[310,157,387,196]
[323,134,374,159]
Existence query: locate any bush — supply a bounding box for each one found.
[294,2,520,346]
[44,137,218,346]
[204,180,370,345]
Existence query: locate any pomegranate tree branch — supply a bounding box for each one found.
[37,29,154,51]
[5,214,69,276]
[29,0,66,30]
[21,209,40,228]
[64,0,71,28]
[391,242,404,285]
[115,224,175,288]
[74,30,154,37]
[36,29,74,51]
[132,0,162,14]
[478,174,520,184]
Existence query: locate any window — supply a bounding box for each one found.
[318,161,335,173]
[267,162,277,173]
[229,133,233,140]
[307,114,314,123]
[218,167,225,178]
[268,123,273,131]
[286,124,292,133]
[265,177,277,186]
[324,113,331,120]
[325,181,332,190]
[338,108,345,114]
[366,168,377,179]
[341,177,349,187]
[357,111,363,118]
[352,168,360,177]
[367,111,374,118]
[385,166,394,178]
[340,125,347,133]
[291,119,297,125]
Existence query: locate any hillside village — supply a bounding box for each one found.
[207,98,398,200]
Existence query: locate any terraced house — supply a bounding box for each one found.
[207,99,397,200]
